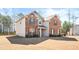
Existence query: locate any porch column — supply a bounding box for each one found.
[40,28,42,37]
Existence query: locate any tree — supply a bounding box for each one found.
[0,14,12,34]
[62,21,72,35]
[0,14,3,32]
[1,8,13,34]
[5,16,12,34]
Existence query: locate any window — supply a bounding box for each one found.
[54,20,57,25]
[31,18,34,23]
[29,18,35,24]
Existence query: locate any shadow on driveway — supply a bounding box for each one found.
[6,36,78,45]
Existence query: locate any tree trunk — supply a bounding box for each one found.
[8,28,9,35]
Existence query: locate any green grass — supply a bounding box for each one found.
[0,32,16,35]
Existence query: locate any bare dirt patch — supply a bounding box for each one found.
[0,35,79,50]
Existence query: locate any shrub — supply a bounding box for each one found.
[25,34,39,38]
[49,34,62,37]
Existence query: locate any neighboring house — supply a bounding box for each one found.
[49,15,61,35]
[68,19,79,36]
[15,11,61,37]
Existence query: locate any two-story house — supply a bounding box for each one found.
[15,11,61,37]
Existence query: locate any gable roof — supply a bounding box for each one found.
[16,11,44,23]
[46,15,61,22]
[15,16,25,23]
[33,11,43,20]
[46,15,54,21]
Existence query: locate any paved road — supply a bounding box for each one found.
[0,35,79,50]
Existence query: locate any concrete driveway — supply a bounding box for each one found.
[0,35,79,50]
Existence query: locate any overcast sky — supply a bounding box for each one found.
[0,8,79,24]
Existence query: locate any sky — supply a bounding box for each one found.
[0,8,79,24]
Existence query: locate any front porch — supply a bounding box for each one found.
[25,25,48,37]
[38,25,47,37]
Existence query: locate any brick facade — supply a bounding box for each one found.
[49,15,61,35]
[16,11,61,37]
[25,12,61,36]
[25,13,39,36]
